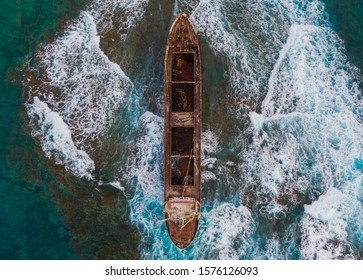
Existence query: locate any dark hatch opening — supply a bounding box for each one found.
[172,83,194,112]
[171,127,194,155]
[171,158,194,186]
[172,53,194,81]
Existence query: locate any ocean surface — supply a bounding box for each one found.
[1,0,363,260]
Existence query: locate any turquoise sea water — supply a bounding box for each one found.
[0,0,88,259]
[1,0,363,259]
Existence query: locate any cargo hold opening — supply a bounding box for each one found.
[171,127,194,155]
[171,157,194,186]
[172,53,194,81]
[172,83,194,112]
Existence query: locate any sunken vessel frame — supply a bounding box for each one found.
[163,13,202,249]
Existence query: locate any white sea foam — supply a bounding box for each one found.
[202,129,220,157]
[126,111,163,215]
[122,0,363,260]
[240,20,363,220]
[249,112,264,131]
[25,7,140,181]
[24,0,155,184]
[121,0,363,259]
[263,236,283,259]
[124,111,166,258]
[201,170,217,183]
[198,203,255,259]
[23,0,363,260]
[26,97,95,179]
[278,0,329,26]
[125,113,243,260]
[235,9,363,259]
[90,0,149,38]
[191,0,261,99]
[34,12,132,150]
[201,141,240,188]
[262,24,357,117]
[136,200,255,259]
[190,0,329,103]
[201,130,220,183]
[128,111,163,196]
[301,188,355,259]
[202,157,217,168]
[301,176,363,260]
[108,181,125,191]
[125,113,255,259]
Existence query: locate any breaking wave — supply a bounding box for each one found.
[201,129,220,183]
[117,0,363,259]
[24,0,150,180]
[243,22,363,218]
[190,0,329,103]
[125,113,255,260]
[301,188,355,259]
[26,97,95,179]
[28,12,132,150]
[90,0,149,38]
[24,0,363,260]
[188,0,363,259]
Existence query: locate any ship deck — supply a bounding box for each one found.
[164,13,201,249]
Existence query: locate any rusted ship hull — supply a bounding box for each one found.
[164,13,201,249]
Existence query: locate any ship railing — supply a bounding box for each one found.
[163,198,201,229]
